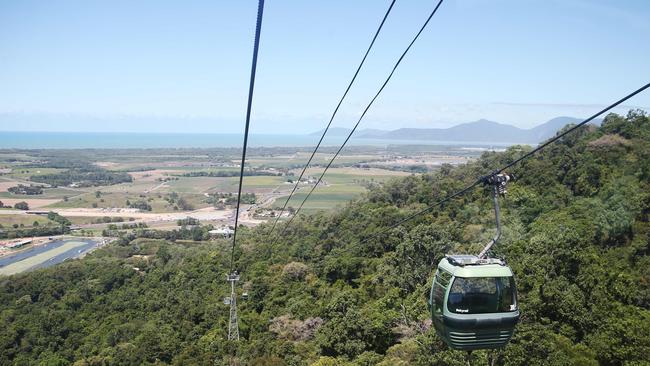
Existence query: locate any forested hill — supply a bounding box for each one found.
[2,111,650,365]
[348,116,594,144]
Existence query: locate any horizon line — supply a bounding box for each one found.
[0,115,598,135]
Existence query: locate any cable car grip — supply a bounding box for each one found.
[477,173,513,259]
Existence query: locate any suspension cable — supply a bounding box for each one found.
[230,0,265,272]
[276,0,445,237]
[268,0,398,235]
[357,82,650,247]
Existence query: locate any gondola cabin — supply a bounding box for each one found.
[429,255,519,350]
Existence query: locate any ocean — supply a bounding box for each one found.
[0,131,516,149]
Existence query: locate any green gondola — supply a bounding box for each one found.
[430,255,519,350]
[429,173,519,350]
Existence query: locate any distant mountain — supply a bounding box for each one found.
[308,127,352,137]
[308,127,397,138]
[357,128,389,137]
[347,117,602,144]
[526,117,584,142]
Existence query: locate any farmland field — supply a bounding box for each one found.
[0,214,51,228]
[271,167,410,211]
[277,185,367,212]
[0,146,480,232]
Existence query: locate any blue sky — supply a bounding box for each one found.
[1,0,649,134]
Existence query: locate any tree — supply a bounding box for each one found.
[8,184,43,195]
[177,197,194,211]
[13,201,29,210]
[0,111,648,365]
[157,244,171,264]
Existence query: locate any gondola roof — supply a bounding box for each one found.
[438,255,513,278]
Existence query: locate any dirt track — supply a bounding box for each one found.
[0,206,239,225]
[55,207,234,222]
[0,198,62,209]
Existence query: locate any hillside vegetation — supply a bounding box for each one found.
[1,111,649,365]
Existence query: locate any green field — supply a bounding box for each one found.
[47,191,211,212]
[267,167,409,211]
[0,215,51,228]
[0,187,85,200]
[0,240,86,275]
[164,177,229,193]
[0,147,473,218]
[2,167,66,180]
[164,175,286,194]
[246,152,382,169]
[279,186,367,211]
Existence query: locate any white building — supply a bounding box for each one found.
[209,227,235,237]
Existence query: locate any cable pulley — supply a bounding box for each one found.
[481,172,513,196]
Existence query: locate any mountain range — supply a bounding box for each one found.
[310,117,602,144]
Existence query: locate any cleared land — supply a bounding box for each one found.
[0,214,51,227]
[271,167,410,211]
[278,185,367,211]
[0,198,62,209]
[0,146,481,230]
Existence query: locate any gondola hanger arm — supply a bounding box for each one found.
[477,173,512,259]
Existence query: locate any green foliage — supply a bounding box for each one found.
[1,111,650,364]
[13,201,29,210]
[28,159,132,187]
[206,192,256,206]
[8,184,43,195]
[48,211,71,226]
[128,200,152,211]
[176,217,200,226]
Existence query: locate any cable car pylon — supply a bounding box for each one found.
[226,272,240,341]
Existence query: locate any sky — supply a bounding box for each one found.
[1,0,649,134]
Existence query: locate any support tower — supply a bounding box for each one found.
[226,272,240,341]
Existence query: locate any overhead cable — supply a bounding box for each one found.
[278,0,446,236]
[357,81,650,247]
[230,0,265,272]
[268,0,398,234]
